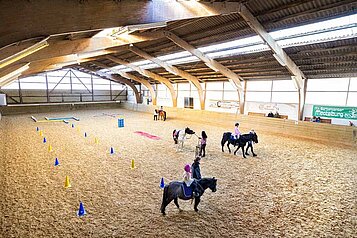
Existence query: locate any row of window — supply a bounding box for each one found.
[140,78,357,107]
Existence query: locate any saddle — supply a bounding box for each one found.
[181,182,193,198]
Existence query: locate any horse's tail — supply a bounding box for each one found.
[172,130,178,144]
[161,185,169,212]
[221,132,228,147]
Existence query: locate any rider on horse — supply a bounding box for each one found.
[233,122,241,140]
[183,164,200,197]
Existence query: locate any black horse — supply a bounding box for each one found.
[221,132,258,158]
[160,177,217,215]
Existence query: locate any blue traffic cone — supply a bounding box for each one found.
[84,132,87,137]
[55,158,59,166]
[110,147,114,154]
[77,202,86,217]
[72,124,75,128]
[160,177,165,189]
[36,127,39,131]
[43,137,47,143]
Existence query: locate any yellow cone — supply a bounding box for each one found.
[131,159,135,169]
[48,144,53,152]
[77,126,80,133]
[39,131,43,136]
[94,137,99,144]
[64,176,71,188]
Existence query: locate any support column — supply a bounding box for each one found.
[45,73,49,103]
[298,78,308,121]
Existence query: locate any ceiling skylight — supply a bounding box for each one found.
[100,13,357,74]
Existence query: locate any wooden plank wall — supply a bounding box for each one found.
[121,102,357,147]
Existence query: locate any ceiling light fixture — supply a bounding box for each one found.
[0,38,49,69]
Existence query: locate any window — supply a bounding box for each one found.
[346,93,357,106]
[272,80,296,92]
[305,92,347,106]
[246,80,272,91]
[245,92,271,102]
[272,92,298,103]
[307,78,349,91]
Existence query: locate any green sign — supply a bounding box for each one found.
[312,105,357,119]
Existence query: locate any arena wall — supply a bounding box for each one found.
[121,102,357,146]
[0,101,122,115]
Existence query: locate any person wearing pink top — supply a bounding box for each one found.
[199,131,207,157]
[234,122,241,140]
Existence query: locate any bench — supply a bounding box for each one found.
[304,117,332,124]
[248,112,288,119]
[248,112,266,117]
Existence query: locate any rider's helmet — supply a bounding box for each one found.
[184,164,191,173]
[235,122,239,127]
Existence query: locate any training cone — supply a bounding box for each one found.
[77,202,86,217]
[160,177,165,189]
[71,124,74,128]
[94,137,99,144]
[55,158,60,166]
[77,126,80,133]
[39,130,43,136]
[84,132,87,137]
[131,159,135,169]
[110,147,114,154]
[36,127,39,131]
[64,176,71,188]
[48,144,53,152]
[43,137,47,143]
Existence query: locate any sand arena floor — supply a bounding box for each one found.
[0,108,356,238]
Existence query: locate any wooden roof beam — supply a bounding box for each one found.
[80,64,141,104]
[237,3,307,120]
[106,55,177,107]
[93,61,157,105]
[164,30,245,113]
[129,45,205,109]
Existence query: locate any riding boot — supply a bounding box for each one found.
[190,182,199,197]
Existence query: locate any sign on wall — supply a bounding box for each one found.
[312,105,357,119]
[208,100,240,109]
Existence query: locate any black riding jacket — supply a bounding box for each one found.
[191,162,202,180]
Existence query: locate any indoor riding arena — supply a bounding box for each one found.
[0,1,356,238]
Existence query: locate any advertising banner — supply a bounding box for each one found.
[312,105,357,119]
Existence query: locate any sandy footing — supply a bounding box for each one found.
[0,109,356,237]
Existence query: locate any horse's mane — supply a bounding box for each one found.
[198,177,216,183]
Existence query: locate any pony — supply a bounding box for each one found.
[221,131,258,158]
[159,110,167,121]
[160,177,217,215]
[172,127,195,151]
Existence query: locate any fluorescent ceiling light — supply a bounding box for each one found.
[126,22,167,33]
[0,75,20,87]
[0,38,49,69]
[0,63,30,84]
